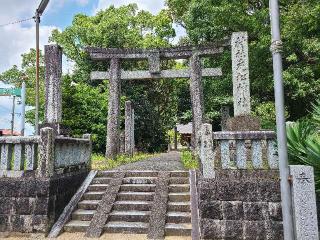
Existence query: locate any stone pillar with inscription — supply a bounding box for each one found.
[231,32,251,116]
[44,45,63,134]
[105,58,121,159]
[190,53,204,153]
[221,106,230,131]
[227,32,260,131]
[290,165,319,239]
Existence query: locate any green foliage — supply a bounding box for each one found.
[254,102,277,130]
[287,100,320,193]
[167,129,181,144]
[181,150,199,169]
[91,152,158,170]
[312,99,320,127]
[253,102,290,130]
[62,76,109,152]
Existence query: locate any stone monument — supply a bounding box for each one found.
[227,32,260,130]
[43,44,63,134]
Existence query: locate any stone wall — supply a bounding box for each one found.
[198,170,283,240]
[0,170,88,234]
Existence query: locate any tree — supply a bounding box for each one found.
[50,4,178,153]
[166,0,320,125]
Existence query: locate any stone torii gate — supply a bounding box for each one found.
[86,44,226,159]
[86,33,249,159]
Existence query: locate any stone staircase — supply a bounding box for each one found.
[64,171,192,237]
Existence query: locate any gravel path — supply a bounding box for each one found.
[113,151,186,171]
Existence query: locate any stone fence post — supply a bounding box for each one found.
[37,127,55,178]
[290,165,319,239]
[221,106,230,131]
[83,134,92,168]
[125,101,134,156]
[200,123,215,178]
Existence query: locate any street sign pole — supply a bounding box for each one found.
[11,96,16,136]
[269,0,295,239]
[35,12,40,135]
[20,81,26,136]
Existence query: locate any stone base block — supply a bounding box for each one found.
[39,123,70,136]
[226,115,261,131]
[200,219,283,240]
[198,170,283,239]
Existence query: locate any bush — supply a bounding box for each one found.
[181,150,199,169]
[287,99,320,194]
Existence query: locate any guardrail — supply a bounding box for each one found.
[199,124,279,177]
[0,128,91,178]
[213,131,279,169]
[54,135,91,169]
[0,136,40,176]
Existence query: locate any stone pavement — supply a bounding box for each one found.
[113,151,186,171]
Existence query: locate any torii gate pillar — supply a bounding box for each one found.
[105,58,121,159]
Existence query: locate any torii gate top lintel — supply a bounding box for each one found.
[86,41,229,81]
[85,40,229,61]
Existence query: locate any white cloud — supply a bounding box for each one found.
[0,1,62,73]
[0,24,58,72]
[0,1,38,24]
[95,0,165,15]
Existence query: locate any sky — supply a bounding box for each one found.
[0,0,185,135]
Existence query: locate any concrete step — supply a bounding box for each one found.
[72,209,95,221]
[168,202,191,212]
[109,210,150,222]
[117,192,154,201]
[92,177,112,184]
[78,200,100,210]
[165,223,192,236]
[167,211,191,223]
[64,220,90,232]
[170,177,189,184]
[122,177,157,184]
[83,191,104,200]
[104,221,149,234]
[168,192,190,202]
[125,171,158,177]
[120,184,156,192]
[113,200,152,211]
[97,171,119,177]
[87,184,109,192]
[169,184,190,192]
[170,171,189,178]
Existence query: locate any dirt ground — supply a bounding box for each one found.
[0,232,191,240]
